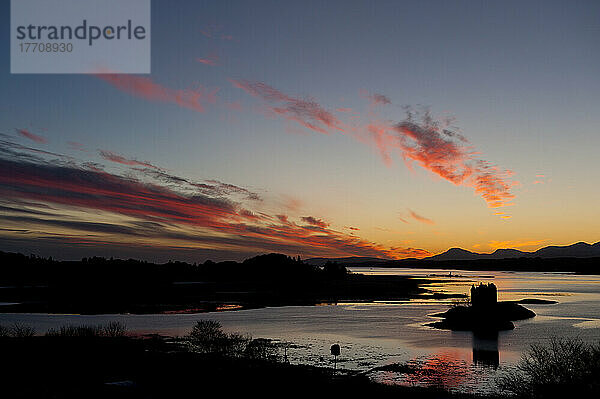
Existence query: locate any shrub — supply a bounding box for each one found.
[226,332,253,357]
[0,324,9,337]
[0,323,36,338]
[102,321,127,337]
[45,322,127,338]
[187,320,251,355]
[187,320,279,359]
[244,338,279,361]
[46,325,102,337]
[187,320,229,353]
[9,323,36,338]
[497,337,600,398]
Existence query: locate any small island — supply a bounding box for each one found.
[428,283,536,332]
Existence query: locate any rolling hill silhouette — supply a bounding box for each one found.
[306,241,600,264]
[426,241,600,261]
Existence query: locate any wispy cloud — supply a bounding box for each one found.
[99,150,161,170]
[16,128,47,144]
[532,174,550,185]
[0,138,67,161]
[281,195,302,212]
[202,179,261,201]
[301,216,329,229]
[364,92,391,106]
[231,79,344,134]
[135,168,261,201]
[196,54,219,66]
[408,209,435,225]
[95,74,218,112]
[387,108,515,208]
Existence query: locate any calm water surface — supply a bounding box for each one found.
[2,268,599,394]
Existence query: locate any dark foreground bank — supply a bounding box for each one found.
[0,330,491,399]
[3,320,599,399]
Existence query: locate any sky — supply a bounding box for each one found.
[1,0,599,262]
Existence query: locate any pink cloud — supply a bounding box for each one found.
[196,54,219,66]
[99,150,161,170]
[364,92,392,106]
[96,74,217,112]
[370,109,516,209]
[408,209,435,225]
[16,128,47,144]
[230,79,344,135]
[367,122,395,166]
[532,174,549,185]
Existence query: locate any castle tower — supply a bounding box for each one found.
[471,282,497,309]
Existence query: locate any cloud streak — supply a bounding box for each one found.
[99,150,161,170]
[366,92,392,106]
[301,216,329,229]
[408,209,435,225]
[196,54,219,66]
[96,74,217,113]
[382,108,516,208]
[0,151,428,260]
[231,79,344,134]
[16,128,47,144]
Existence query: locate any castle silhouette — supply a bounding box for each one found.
[470,282,497,309]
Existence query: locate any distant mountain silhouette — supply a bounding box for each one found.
[425,248,482,261]
[490,248,527,258]
[306,241,600,264]
[533,241,600,258]
[427,241,600,261]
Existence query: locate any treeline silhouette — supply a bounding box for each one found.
[0,251,422,314]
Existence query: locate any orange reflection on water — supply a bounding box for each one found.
[379,349,471,390]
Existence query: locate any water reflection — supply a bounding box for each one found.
[404,350,470,390]
[472,331,499,369]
